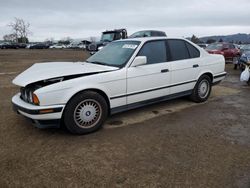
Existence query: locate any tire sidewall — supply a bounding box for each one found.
[63,91,108,134]
[192,75,212,103]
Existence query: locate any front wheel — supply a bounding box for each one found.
[63,91,108,134]
[190,75,212,103]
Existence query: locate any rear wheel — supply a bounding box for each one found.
[63,91,108,134]
[190,75,212,103]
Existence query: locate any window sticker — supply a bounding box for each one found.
[122,44,138,49]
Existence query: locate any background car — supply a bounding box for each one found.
[240,44,250,54]
[129,30,166,38]
[239,44,250,70]
[29,43,50,49]
[88,28,127,54]
[197,43,208,49]
[49,44,66,49]
[0,42,19,49]
[206,42,241,63]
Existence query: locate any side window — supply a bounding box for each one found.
[115,32,122,40]
[167,40,190,61]
[137,40,167,64]
[186,42,200,58]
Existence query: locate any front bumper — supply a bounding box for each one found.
[12,93,65,128]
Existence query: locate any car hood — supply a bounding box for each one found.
[13,62,118,87]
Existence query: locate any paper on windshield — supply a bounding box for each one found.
[122,44,138,49]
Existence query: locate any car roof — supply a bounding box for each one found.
[119,37,186,42]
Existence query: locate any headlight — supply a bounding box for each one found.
[242,53,246,57]
[98,46,103,51]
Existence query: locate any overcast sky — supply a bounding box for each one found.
[0,0,250,41]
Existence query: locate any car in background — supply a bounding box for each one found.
[12,37,226,134]
[197,43,207,49]
[88,28,127,54]
[240,44,250,54]
[67,41,91,49]
[17,43,27,48]
[0,42,19,49]
[129,30,166,38]
[49,44,66,49]
[239,44,250,69]
[29,43,50,49]
[206,42,241,63]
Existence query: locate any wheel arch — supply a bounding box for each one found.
[197,71,213,83]
[63,88,111,116]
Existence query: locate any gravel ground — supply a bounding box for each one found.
[0,49,250,188]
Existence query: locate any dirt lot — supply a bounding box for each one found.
[0,49,250,187]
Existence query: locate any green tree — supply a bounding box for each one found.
[191,35,200,44]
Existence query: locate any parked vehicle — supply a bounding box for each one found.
[67,41,91,49]
[205,42,241,63]
[239,45,250,70]
[129,30,166,38]
[49,44,66,49]
[29,43,50,49]
[88,29,127,54]
[0,42,19,49]
[12,37,226,134]
[17,43,27,48]
[197,43,207,49]
[240,44,250,54]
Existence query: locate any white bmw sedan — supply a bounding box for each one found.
[12,37,226,134]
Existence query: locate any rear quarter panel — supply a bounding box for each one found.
[198,54,225,79]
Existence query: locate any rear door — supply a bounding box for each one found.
[167,39,201,94]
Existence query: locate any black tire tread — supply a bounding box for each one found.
[190,75,212,103]
[63,91,108,134]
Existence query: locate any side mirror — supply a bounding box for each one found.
[223,47,229,51]
[131,56,147,67]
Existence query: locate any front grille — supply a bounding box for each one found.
[20,87,34,104]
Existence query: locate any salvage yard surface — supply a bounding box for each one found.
[0,49,250,187]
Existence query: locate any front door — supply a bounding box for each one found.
[127,40,171,105]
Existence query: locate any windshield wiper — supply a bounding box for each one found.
[86,60,120,68]
[87,61,108,66]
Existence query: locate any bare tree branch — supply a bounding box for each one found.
[8,17,31,43]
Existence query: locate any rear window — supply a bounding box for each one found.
[167,39,189,61]
[186,42,200,58]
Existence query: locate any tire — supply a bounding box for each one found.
[63,91,108,134]
[190,75,212,103]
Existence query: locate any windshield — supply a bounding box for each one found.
[101,33,115,42]
[206,43,223,50]
[87,41,140,68]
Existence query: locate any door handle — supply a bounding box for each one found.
[161,69,169,73]
[193,64,199,68]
